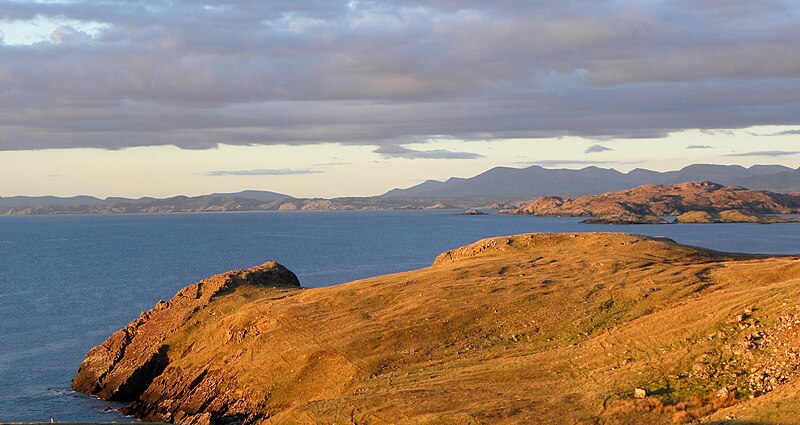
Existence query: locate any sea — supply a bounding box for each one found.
[1,210,799,422]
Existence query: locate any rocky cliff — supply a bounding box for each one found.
[514,181,800,217]
[74,234,800,424]
[72,262,300,402]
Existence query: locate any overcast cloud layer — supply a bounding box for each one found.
[1,0,799,150]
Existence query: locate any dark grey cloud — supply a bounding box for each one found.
[205,168,322,176]
[584,144,613,154]
[374,145,483,159]
[0,0,799,151]
[725,151,800,157]
[687,144,714,149]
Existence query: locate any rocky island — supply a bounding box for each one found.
[457,209,488,216]
[513,181,800,225]
[74,233,800,424]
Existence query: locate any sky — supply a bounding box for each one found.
[0,0,799,198]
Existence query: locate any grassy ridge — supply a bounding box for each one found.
[76,233,800,424]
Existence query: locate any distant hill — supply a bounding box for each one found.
[4,164,800,215]
[513,181,800,217]
[729,170,800,193]
[0,190,294,213]
[382,164,800,198]
[208,190,294,202]
[0,195,106,208]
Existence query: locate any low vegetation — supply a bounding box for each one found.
[74,233,800,424]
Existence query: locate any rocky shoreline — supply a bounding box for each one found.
[578,210,800,225]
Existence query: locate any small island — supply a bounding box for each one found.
[513,181,800,225]
[457,209,488,216]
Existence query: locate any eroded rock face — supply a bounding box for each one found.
[72,262,299,402]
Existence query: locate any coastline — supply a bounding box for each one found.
[71,233,800,424]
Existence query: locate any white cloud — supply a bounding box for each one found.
[374,145,484,159]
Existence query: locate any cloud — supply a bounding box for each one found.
[687,144,714,149]
[374,145,484,159]
[750,129,800,137]
[725,151,800,157]
[204,168,322,176]
[0,1,799,150]
[699,129,734,136]
[584,144,613,154]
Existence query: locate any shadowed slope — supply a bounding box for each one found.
[74,234,800,424]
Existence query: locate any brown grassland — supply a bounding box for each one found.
[74,233,800,424]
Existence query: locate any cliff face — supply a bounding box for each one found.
[72,262,300,402]
[515,181,800,217]
[74,234,800,424]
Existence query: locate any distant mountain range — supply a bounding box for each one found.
[382,164,800,198]
[3,164,800,215]
[0,190,292,209]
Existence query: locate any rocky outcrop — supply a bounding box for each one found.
[675,209,800,224]
[514,181,800,217]
[457,209,488,215]
[580,213,669,225]
[74,234,800,424]
[72,262,299,402]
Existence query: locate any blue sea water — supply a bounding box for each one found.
[0,210,798,422]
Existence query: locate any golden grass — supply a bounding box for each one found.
[108,233,800,424]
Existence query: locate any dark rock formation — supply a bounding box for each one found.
[580,213,669,225]
[72,262,299,402]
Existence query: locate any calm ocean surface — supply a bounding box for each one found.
[1,210,799,422]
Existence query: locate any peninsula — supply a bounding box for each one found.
[74,233,800,424]
[512,181,800,224]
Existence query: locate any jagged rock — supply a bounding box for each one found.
[72,262,299,401]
